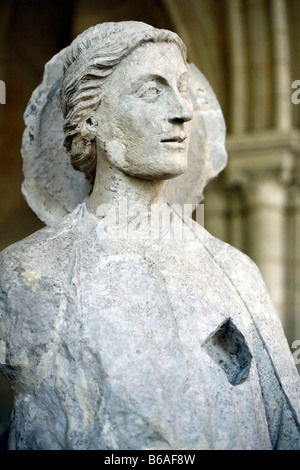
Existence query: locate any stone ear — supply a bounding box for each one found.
[86,118,98,128]
[80,118,98,140]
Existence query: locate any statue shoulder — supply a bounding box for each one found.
[0,225,65,287]
[0,205,85,288]
[195,225,277,318]
[203,230,273,307]
[188,219,264,287]
[0,214,82,371]
[198,225,300,419]
[204,230,262,282]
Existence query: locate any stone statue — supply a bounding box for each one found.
[0,21,300,450]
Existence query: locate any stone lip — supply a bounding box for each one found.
[21,42,227,227]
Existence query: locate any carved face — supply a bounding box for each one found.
[92,42,193,180]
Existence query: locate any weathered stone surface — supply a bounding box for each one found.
[1,203,300,450]
[0,21,300,450]
[21,25,227,226]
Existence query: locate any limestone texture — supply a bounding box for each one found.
[0,21,300,450]
[1,204,300,449]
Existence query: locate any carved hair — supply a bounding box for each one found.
[60,22,186,185]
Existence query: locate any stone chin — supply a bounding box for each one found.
[121,160,188,182]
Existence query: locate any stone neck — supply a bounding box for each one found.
[87,155,170,216]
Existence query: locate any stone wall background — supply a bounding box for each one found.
[1,0,300,447]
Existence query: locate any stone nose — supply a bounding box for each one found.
[168,94,193,124]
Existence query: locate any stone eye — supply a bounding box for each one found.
[140,86,161,100]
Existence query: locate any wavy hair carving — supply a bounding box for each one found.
[60,21,186,186]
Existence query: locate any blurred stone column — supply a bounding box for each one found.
[286,181,300,347]
[245,177,286,321]
[294,188,300,343]
[226,130,299,328]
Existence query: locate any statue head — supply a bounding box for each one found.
[60,21,192,185]
[21,21,227,227]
